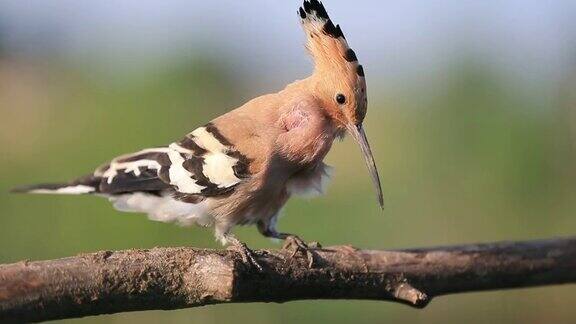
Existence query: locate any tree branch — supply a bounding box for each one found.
[1,237,575,322]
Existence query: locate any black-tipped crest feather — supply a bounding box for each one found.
[344,48,358,62]
[357,65,365,77]
[323,19,341,38]
[303,0,329,20]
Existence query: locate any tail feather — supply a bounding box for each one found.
[11,175,101,195]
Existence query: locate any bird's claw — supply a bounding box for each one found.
[227,241,263,272]
[282,235,308,253]
[282,235,316,268]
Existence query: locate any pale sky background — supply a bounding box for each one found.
[0,0,575,92]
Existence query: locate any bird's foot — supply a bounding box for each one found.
[282,235,317,268]
[226,238,263,272]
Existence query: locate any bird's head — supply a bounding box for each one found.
[299,0,383,209]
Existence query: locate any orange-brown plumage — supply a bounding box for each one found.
[13,0,383,266]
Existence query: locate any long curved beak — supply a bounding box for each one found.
[346,124,384,209]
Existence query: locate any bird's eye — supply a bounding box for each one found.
[335,93,346,105]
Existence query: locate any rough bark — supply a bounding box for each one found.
[1,237,575,322]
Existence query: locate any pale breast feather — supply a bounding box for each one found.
[95,123,251,200]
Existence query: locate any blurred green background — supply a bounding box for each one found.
[1,1,575,323]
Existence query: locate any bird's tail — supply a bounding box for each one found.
[10,175,101,195]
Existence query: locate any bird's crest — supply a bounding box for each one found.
[299,0,367,123]
[299,1,364,79]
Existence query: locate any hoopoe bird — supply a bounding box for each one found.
[13,0,383,266]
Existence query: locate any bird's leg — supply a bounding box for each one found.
[257,223,316,267]
[223,234,263,272]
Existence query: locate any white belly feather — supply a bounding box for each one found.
[109,193,214,227]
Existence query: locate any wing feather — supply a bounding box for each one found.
[95,123,251,200]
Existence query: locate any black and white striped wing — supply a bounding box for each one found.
[95,123,250,201]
